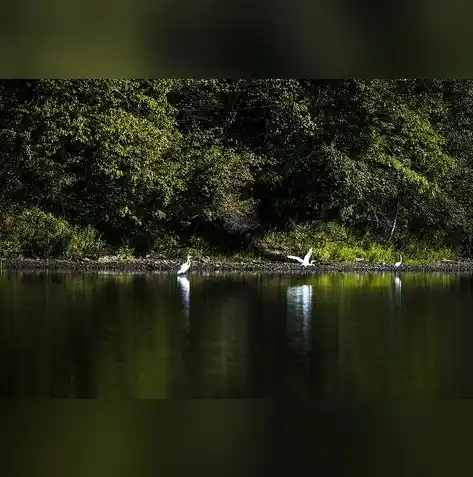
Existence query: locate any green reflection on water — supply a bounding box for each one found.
[0,271,471,399]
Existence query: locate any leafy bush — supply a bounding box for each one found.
[3,208,71,258]
[116,243,135,261]
[64,225,106,259]
[0,239,22,258]
[259,219,455,263]
[0,207,105,259]
[260,221,357,259]
[151,229,181,255]
[363,244,395,264]
[401,240,454,264]
[186,235,211,259]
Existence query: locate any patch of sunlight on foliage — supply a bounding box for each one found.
[0,207,105,259]
[260,220,456,264]
[313,242,336,261]
[116,244,135,261]
[0,239,22,258]
[363,244,396,264]
[261,221,354,255]
[262,221,394,263]
[402,242,455,264]
[4,208,71,258]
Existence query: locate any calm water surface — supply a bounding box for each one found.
[3,270,473,477]
[1,270,472,399]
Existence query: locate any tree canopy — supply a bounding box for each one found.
[1,79,473,258]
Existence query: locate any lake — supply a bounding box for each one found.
[0,270,473,399]
[2,270,473,477]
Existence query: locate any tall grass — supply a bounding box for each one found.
[259,221,455,264]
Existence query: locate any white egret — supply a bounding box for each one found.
[177,254,191,274]
[287,248,315,266]
[394,254,402,268]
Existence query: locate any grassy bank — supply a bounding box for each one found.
[255,221,457,266]
[0,208,462,267]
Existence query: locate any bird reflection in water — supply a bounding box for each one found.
[392,273,402,308]
[177,276,190,321]
[286,284,313,347]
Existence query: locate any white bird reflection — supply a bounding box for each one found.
[177,275,190,318]
[392,274,402,308]
[286,284,313,344]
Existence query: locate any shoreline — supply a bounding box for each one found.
[1,258,473,274]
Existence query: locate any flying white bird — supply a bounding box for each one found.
[287,248,315,266]
[394,254,402,268]
[177,254,191,274]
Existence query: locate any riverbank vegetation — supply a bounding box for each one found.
[1,79,473,264]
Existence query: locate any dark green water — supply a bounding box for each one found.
[1,270,473,399]
[2,271,473,477]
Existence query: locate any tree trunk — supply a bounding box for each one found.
[387,197,399,242]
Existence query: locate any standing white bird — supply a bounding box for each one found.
[177,254,191,274]
[287,248,314,266]
[394,254,402,268]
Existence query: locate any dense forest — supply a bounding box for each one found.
[1,79,473,263]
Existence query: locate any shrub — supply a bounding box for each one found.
[116,243,135,260]
[260,220,358,259]
[186,235,211,259]
[151,229,181,255]
[64,225,106,259]
[1,207,106,259]
[364,244,395,263]
[3,208,71,258]
[0,239,22,258]
[259,219,455,263]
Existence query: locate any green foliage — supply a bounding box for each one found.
[116,245,135,261]
[262,221,353,253]
[151,230,181,255]
[363,244,396,264]
[0,240,22,258]
[1,79,473,261]
[64,225,106,260]
[259,220,454,264]
[185,236,212,259]
[2,208,71,258]
[0,208,105,259]
[167,134,258,227]
[0,80,181,243]
[401,241,455,264]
